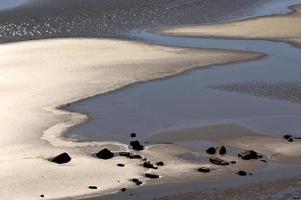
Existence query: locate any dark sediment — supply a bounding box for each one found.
[209,82,301,105]
[0,0,267,43]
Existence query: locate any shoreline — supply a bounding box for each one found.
[1,1,301,200]
[0,37,259,200]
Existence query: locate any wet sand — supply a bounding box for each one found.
[210,82,301,105]
[153,124,301,163]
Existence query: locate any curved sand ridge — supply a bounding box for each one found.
[157,5,301,47]
[0,38,259,199]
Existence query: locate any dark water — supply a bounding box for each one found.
[0,0,292,43]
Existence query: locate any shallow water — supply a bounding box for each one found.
[66,32,301,143]
[0,0,26,10]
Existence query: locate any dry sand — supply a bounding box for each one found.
[0,38,258,199]
[157,5,301,47]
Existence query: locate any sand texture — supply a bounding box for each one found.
[158,5,301,46]
[152,124,301,164]
[0,38,258,199]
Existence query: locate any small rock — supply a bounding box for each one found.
[260,159,267,163]
[206,147,216,155]
[218,146,227,155]
[237,170,247,176]
[96,148,114,159]
[230,161,237,164]
[131,178,142,185]
[145,173,160,179]
[40,194,44,198]
[88,186,98,189]
[143,161,158,169]
[288,138,294,142]
[198,167,210,173]
[130,140,144,151]
[209,157,229,166]
[120,188,126,192]
[117,163,125,167]
[238,150,259,160]
[51,152,71,164]
[131,133,136,138]
[119,152,141,159]
[283,134,292,140]
[156,161,164,166]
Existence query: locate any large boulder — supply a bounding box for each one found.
[130,140,144,151]
[96,148,114,159]
[51,152,71,164]
[209,157,229,166]
[238,150,259,160]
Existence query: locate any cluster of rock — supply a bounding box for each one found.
[196,145,265,177]
[282,134,301,142]
[47,132,164,197]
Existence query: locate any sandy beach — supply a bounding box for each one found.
[0,38,259,199]
[157,5,301,46]
[1,1,301,200]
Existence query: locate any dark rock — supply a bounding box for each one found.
[120,188,126,192]
[96,148,114,159]
[198,167,210,173]
[143,161,158,169]
[119,152,141,159]
[156,161,164,166]
[131,178,142,186]
[283,134,292,140]
[260,159,267,163]
[206,147,216,155]
[218,146,227,155]
[119,152,131,157]
[117,163,125,167]
[288,138,294,142]
[131,133,136,138]
[88,186,98,189]
[40,194,44,198]
[51,152,71,164]
[145,173,160,179]
[209,157,229,166]
[130,140,144,151]
[230,161,237,164]
[237,170,247,176]
[238,150,259,160]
